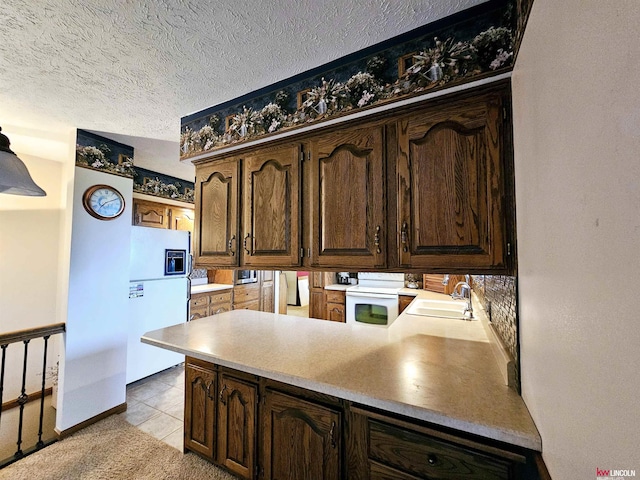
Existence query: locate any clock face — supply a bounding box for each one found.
[83,185,125,220]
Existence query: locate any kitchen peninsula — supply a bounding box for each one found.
[142,291,541,479]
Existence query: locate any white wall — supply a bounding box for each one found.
[512,1,640,477]
[55,167,132,432]
[0,127,75,398]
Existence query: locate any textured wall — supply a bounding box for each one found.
[472,275,519,389]
[513,1,640,477]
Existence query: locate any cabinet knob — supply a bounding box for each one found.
[427,454,437,466]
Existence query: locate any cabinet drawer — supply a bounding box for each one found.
[325,290,345,304]
[210,291,232,304]
[234,285,260,303]
[191,293,210,307]
[210,303,231,315]
[368,419,512,480]
[370,460,422,480]
[233,299,260,311]
[190,304,209,321]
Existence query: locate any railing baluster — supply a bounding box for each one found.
[15,339,30,459]
[0,323,64,468]
[0,344,7,428]
[36,336,50,448]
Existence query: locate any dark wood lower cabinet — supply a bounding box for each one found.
[262,389,341,480]
[368,418,512,479]
[184,360,216,458]
[217,373,258,479]
[184,359,541,480]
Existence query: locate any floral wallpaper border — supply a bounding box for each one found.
[75,130,195,203]
[76,129,135,178]
[180,1,515,158]
[133,166,195,204]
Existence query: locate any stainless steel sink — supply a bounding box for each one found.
[405,299,471,320]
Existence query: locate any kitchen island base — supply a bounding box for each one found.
[184,357,541,480]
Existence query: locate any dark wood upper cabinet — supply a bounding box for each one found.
[194,158,240,267]
[242,143,301,267]
[262,390,341,480]
[193,82,513,274]
[396,90,508,271]
[310,124,386,269]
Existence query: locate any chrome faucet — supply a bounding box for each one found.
[451,275,474,319]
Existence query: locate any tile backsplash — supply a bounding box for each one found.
[472,275,520,391]
[190,268,208,279]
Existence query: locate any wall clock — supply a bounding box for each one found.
[82,184,125,220]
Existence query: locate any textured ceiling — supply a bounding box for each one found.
[1,0,487,178]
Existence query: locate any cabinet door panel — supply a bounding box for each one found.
[309,290,325,320]
[311,125,385,269]
[133,200,169,228]
[263,390,341,480]
[397,93,506,270]
[260,283,275,313]
[243,144,301,267]
[325,303,345,323]
[184,363,216,458]
[172,207,195,232]
[195,159,240,267]
[217,375,257,479]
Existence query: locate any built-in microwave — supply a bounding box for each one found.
[234,269,258,285]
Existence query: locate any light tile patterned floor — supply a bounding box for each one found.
[286,305,309,317]
[120,363,185,451]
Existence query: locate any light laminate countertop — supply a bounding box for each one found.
[190,283,233,295]
[142,291,540,451]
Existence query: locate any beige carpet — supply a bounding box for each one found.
[0,414,235,480]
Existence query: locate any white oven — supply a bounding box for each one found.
[346,273,404,327]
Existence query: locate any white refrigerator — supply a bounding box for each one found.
[127,226,190,384]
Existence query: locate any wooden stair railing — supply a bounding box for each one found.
[0,323,65,468]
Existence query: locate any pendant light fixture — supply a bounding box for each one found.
[0,126,46,196]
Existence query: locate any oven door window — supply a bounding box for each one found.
[354,303,389,325]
